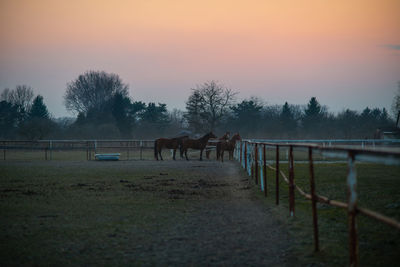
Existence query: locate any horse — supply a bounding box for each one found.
[206,131,230,159]
[154,136,188,160]
[217,133,241,162]
[182,132,217,161]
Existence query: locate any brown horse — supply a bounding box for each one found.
[206,131,230,159]
[154,136,188,160]
[217,133,241,162]
[182,132,217,161]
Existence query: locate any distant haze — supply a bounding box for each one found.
[1,0,399,117]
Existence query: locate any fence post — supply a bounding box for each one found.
[240,141,242,164]
[263,144,267,197]
[276,145,280,205]
[255,143,258,185]
[49,141,52,160]
[309,147,319,252]
[347,152,359,267]
[288,145,295,217]
[244,142,247,171]
[140,141,143,160]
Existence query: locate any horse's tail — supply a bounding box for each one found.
[154,139,158,159]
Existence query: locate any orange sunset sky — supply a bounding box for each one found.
[1,0,399,117]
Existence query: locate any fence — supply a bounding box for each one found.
[235,140,400,266]
[0,140,155,160]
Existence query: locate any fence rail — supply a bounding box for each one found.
[0,140,155,160]
[235,139,400,266]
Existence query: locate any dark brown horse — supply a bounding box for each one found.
[206,131,230,159]
[182,132,217,161]
[154,136,188,160]
[217,133,241,162]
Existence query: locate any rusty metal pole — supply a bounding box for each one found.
[263,144,267,197]
[289,145,295,217]
[255,143,258,185]
[240,141,242,164]
[276,145,280,205]
[127,141,129,160]
[347,152,359,267]
[308,147,319,252]
[245,142,248,171]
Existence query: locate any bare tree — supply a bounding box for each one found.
[185,81,237,131]
[391,81,400,117]
[64,70,129,115]
[1,85,34,113]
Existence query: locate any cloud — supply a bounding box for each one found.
[383,44,400,50]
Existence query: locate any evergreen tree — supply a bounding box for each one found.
[280,102,297,137]
[29,95,49,119]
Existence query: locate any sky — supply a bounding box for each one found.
[1,0,399,118]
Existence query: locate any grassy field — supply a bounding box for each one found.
[0,161,200,266]
[252,162,400,266]
[1,156,399,266]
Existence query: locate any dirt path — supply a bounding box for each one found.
[133,160,296,266]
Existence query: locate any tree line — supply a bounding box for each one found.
[1,70,398,140]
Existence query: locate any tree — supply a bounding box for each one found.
[1,85,34,120]
[280,102,298,137]
[140,103,169,124]
[230,98,263,135]
[302,97,326,132]
[0,100,19,138]
[29,95,49,119]
[184,90,204,133]
[185,81,236,132]
[64,70,129,115]
[19,95,54,140]
[111,92,132,136]
[391,81,400,117]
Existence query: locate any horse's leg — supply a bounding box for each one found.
[185,148,189,161]
[173,148,176,160]
[159,148,163,161]
[221,149,224,162]
[200,149,203,161]
[179,146,184,159]
[154,142,158,160]
[206,150,211,159]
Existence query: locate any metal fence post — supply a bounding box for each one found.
[289,145,295,217]
[240,141,242,164]
[347,152,359,267]
[263,144,267,197]
[244,142,247,171]
[276,145,280,205]
[309,147,319,252]
[140,141,143,160]
[255,143,258,185]
[49,140,53,160]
